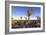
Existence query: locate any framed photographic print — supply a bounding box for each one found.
[5,1,45,34]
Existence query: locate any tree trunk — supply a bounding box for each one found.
[28,16,30,20]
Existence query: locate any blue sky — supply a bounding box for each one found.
[12,6,41,18]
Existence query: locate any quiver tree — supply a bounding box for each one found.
[27,8,32,20]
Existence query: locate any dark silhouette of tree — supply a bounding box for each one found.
[27,8,32,20]
[20,17,22,20]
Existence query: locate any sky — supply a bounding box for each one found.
[12,6,41,18]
